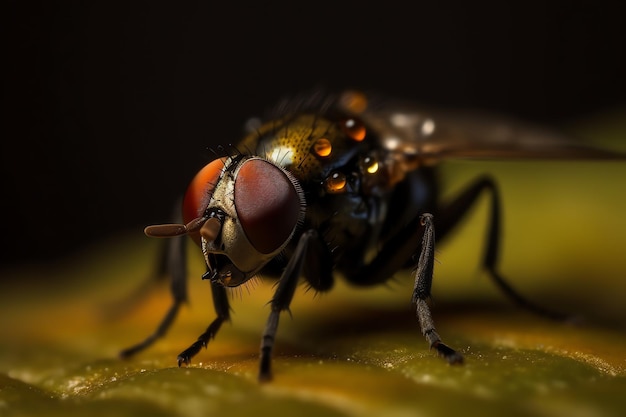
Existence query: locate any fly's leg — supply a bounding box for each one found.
[342,212,462,364]
[259,229,325,382]
[437,176,570,321]
[102,238,170,320]
[414,214,464,363]
[120,234,188,358]
[177,279,231,366]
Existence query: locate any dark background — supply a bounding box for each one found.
[2,1,625,267]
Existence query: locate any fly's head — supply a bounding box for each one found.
[145,155,305,287]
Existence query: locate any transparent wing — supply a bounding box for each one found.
[339,91,625,165]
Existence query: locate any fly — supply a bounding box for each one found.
[118,89,625,381]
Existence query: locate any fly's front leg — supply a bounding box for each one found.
[103,237,170,321]
[120,234,188,358]
[177,279,231,366]
[259,229,323,382]
[119,200,190,359]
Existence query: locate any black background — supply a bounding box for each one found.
[2,1,625,267]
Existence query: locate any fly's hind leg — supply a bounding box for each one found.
[413,214,464,363]
[343,211,463,364]
[437,175,570,321]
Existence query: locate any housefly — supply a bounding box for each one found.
[118,89,624,381]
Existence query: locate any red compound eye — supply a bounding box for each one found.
[234,159,302,254]
[182,158,227,227]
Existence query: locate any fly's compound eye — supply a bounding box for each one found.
[182,157,228,239]
[234,159,303,254]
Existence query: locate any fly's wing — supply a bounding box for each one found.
[366,107,625,163]
[339,91,625,167]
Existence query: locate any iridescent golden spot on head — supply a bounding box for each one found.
[312,138,332,158]
[341,118,366,142]
[325,171,347,194]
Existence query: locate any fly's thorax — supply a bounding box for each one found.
[240,114,374,183]
[239,111,400,269]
